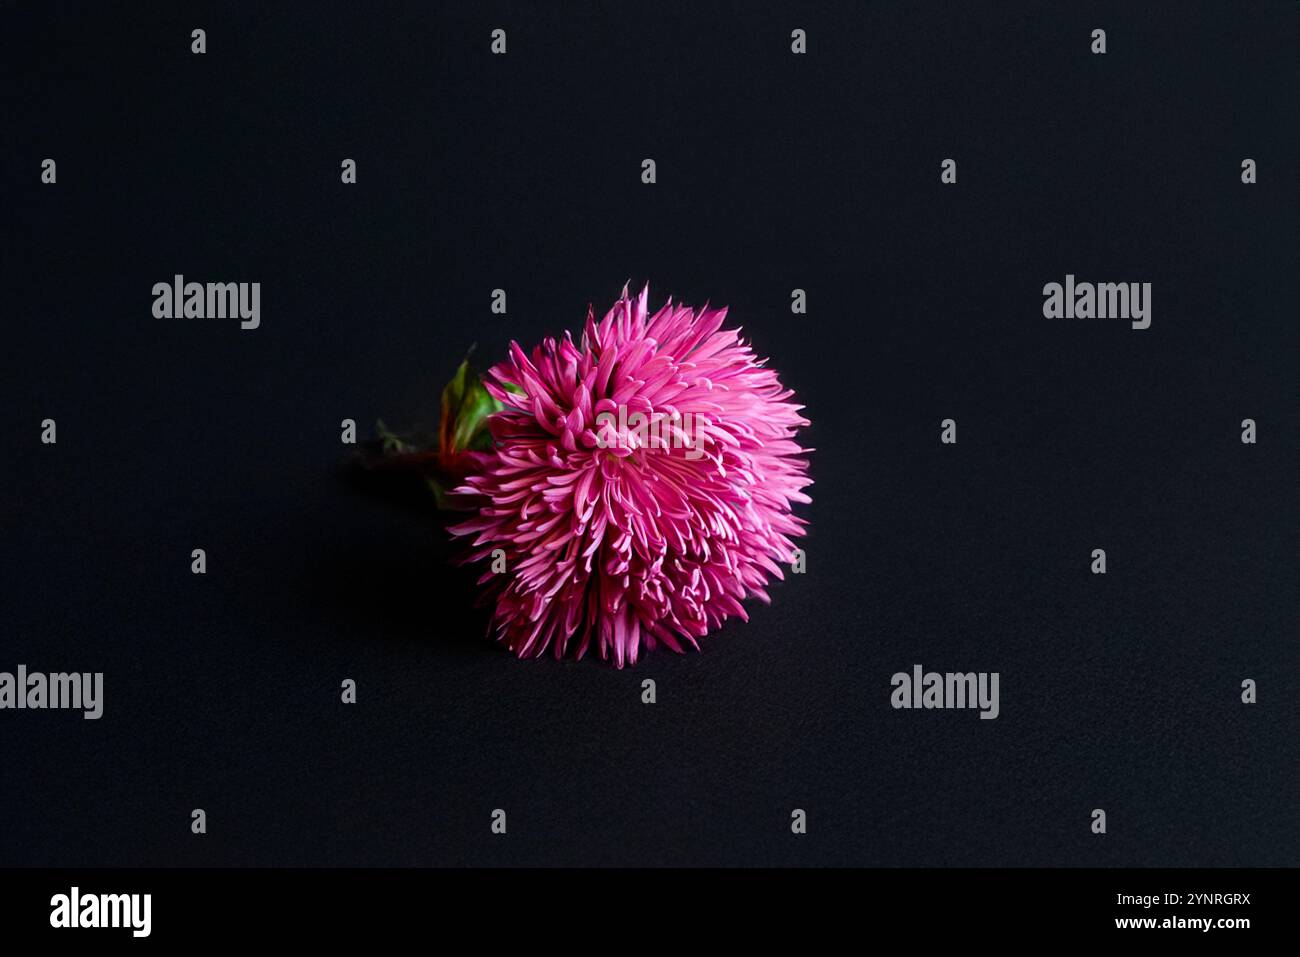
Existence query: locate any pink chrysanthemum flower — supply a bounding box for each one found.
[449,285,811,667]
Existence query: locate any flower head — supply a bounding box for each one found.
[449,285,811,666]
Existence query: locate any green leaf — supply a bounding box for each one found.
[440,358,502,455]
[376,419,411,454]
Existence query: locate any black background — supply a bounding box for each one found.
[2,1,1296,867]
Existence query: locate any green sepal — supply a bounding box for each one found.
[441,358,503,455]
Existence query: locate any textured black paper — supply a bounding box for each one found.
[1,1,1296,867]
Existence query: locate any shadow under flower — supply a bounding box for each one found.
[299,459,496,656]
